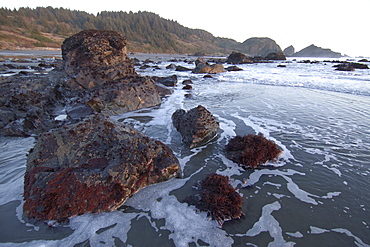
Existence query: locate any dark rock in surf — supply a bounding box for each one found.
[175,65,192,71]
[265,52,286,60]
[226,52,253,64]
[23,113,180,221]
[182,84,192,90]
[225,133,282,169]
[184,173,243,226]
[192,63,226,74]
[166,63,176,69]
[172,105,219,148]
[151,75,178,87]
[226,65,243,71]
[334,62,369,71]
[182,79,193,85]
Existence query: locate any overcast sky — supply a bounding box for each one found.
[2,0,370,57]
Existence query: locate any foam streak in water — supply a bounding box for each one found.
[238,201,295,247]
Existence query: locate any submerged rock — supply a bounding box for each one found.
[23,113,180,221]
[172,105,219,148]
[333,62,369,71]
[225,133,282,169]
[185,173,243,226]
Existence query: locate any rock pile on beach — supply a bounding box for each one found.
[0,29,166,136]
[11,30,181,221]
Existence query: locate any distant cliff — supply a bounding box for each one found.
[238,37,283,57]
[292,44,342,58]
[0,7,285,56]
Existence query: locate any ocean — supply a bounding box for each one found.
[0,53,369,246]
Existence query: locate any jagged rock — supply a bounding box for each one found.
[283,45,295,57]
[225,133,282,169]
[0,75,58,136]
[184,173,243,226]
[226,52,252,64]
[85,76,161,115]
[0,30,166,137]
[23,113,180,221]
[155,83,174,97]
[195,57,208,66]
[172,105,219,148]
[62,29,136,89]
[238,37,283,57]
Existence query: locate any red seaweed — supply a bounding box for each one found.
[225,133,282,169]
[185,173,243,226]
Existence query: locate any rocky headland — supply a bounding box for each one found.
[291,44,342,58]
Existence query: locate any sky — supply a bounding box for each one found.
[2,0,370,57]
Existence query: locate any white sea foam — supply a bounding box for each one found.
[243,201,295,247]
[124,178,234,247]
[309,226,370,247]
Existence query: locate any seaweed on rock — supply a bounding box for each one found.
[225,133,282,169]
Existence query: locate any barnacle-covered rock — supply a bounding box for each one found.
[23,113,180,221]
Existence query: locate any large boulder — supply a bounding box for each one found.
[226,52,253,64]
[172,105,220,148]
[192,63,226,74]
[238,37,283,57]
[265,52,286,60]
[23,113,180,221]
[62,29,136,89]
